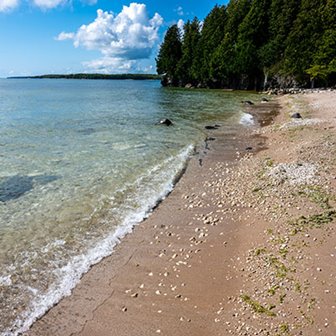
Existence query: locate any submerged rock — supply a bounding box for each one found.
[205,125,220,130]
[242,100,254,105]
[158,118,173,126]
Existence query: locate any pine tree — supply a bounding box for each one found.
[196,5,227,86]
[307,0,336,86]
[156,0,333,89]
[284,0,326,85]
[177,18,202,86]
[156,24,182,86]
[258,0,301,87]
[210,0,252,88]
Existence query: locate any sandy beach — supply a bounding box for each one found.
[26,91,336,336]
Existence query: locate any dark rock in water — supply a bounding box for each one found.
[0,174,59,202]
[291,113,302,119]
[205,125,220,130]
[78,128,96,135]
[158,118,173,126]
[261,98,269,102]
[206,137,216,141]
[245,146,253,151]
[242,100,254,105]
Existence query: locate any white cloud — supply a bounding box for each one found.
[55,32,74,41]
[176,5,183,16]
[177,19,184,31]
[81,0,97,5]
[0,0,19,11]
[57,3,163,72]
[0,0,97,11]
[83,57,136,73]
[32,0,64,9]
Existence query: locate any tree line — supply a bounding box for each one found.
[8,74,160,80]
[156,0,336,90]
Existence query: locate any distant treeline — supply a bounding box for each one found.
[156,0,336,90]
[8,73,160,80]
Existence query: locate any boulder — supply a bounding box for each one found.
[158,118,173,126]
[242,100,254,105]
[291,113,302,119]
[205,125,220,130]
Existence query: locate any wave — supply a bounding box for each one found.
[4,145,194,336]
[239,112,255,126]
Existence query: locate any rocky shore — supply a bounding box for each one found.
[27,91,336,336]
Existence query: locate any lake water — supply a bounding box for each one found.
[0,79,256,335]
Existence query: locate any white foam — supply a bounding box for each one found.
[6,144,194,336]
[239,113,255,126]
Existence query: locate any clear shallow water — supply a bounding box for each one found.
[0,79,256,335]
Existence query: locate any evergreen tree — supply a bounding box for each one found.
[156,0,334,89]
[259,0,300,87]
[235,0,272,89]
[156,24,182,86]
[284,0,326,85]
[177,18,202,86]
[196,5,227,86]
[307,0,336,86]
[210,0,252,88]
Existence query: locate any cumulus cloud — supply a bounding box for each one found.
[0,0,19,11]
[55,32,74,41]
[57,3,163,72]
[83,57,136,73]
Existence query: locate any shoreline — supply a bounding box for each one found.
[25,99,277,336]
[26,92,336,335]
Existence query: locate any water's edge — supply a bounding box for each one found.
[11,145,195,336]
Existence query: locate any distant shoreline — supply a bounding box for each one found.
[7,73,160,80]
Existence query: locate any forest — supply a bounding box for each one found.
[156,0,336,90]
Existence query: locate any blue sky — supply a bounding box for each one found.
[0,0,227,77]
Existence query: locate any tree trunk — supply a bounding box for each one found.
[263,67,269,90]
[311,77,315,89]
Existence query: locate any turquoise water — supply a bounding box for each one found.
[0,79,255,335]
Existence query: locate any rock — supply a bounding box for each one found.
[245,147,253,151]
[158,118,173,126]
[291,113,302,119]
[205,125,220,130]
[185,83,194,89]
[261,98,269,102]
[241,100,254,105]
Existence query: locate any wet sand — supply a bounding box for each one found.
[26,91,336,336]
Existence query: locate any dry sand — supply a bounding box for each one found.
[26,91,336,336]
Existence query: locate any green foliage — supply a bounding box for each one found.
[284,0,326,84]
[241,294,277,316]
[156,0,336,89]
[156,24,182,86]
[177,18,202,85]
[291,210,336,228]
